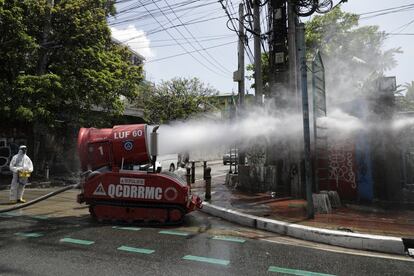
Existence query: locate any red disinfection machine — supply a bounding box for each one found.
[77,124,202,225]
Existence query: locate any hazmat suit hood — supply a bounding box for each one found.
[15,146,27,164]
[18,145,27,155]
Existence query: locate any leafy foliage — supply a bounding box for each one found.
[0,0,143,127]
[305,7,402,104]
[403,81,414,101]
[246,8,401,105]
[141,77,219,124]
[306,7,401,72]
[395,81,414,111]
[246,52,269,91]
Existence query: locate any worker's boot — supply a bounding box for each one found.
[9,200,17,204]
[18,198,26,203]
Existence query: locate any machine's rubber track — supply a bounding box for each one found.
[88,200,186,226]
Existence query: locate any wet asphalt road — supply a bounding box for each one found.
[0,163,413,275]
[0,208,413,276]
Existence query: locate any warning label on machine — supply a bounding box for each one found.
[93,183,107,196]
[120,177,145,185]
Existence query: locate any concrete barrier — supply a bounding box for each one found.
[201,203,257,228]
[200,202,406,255]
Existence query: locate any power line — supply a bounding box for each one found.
[219,0,255,63]
[129,36,235,49]
[130,3,237,44]
[243,0,255,63]
[386,32,414,36]
[358,3,414,16]
[111,4,233,29]
[116,0,204,16]
[146,41,237,63]
[390,17,414,34]
[128,34,232,43]
[110,0,218,26]
[162,0,232,74]
[359,4,414,20]
[116,0,161,15]
[243,0,266,61]
[119,15,230,43]
[143,0,230,78]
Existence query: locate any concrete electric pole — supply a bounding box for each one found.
[253,0,263,105]
[237,2,246,166]
[237,3,245,109]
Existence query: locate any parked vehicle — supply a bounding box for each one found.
[135,161,162,173]
[223,149,238,165]
[134,154,178,172]
[157,154,178,172]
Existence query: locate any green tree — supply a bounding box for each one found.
[403,81,414,101]
[0,0,143,127]
[246,52,269,91]
[246,8,401,103]
[305,7,401,104]
[395,81,414,111]
[142,77,219,124]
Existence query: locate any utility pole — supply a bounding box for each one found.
[267,0,290,197]
[268,0,288,101]
[297,22,314,219]
[287,1,298,106]
[238,3,245,109]
[238,2,246,166]
[253,0,263,105]
[287,0,302,198]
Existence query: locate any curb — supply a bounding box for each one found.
[200,202,406,255]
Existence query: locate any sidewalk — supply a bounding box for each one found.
[0,175,79,191]
[192,174,414,255]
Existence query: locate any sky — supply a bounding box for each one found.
[109,0,414,94]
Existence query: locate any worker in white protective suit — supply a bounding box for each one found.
[9,145,33,204]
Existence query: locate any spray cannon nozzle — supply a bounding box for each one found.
[150,125,160,173]
[150,125,159,156]
[152,125,160,133]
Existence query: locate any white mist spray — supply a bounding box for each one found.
[156,106,414,156]
[157,107,303,155]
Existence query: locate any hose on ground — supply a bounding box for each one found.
[0,183,80,213]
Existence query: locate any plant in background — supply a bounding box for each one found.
[142,77,219,124]
[305,7,402,105]
[0,0,143,127]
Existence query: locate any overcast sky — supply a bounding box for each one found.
[109,1,414,93]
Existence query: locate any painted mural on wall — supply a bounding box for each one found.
[319,140,358,200]
[0,138,28,175]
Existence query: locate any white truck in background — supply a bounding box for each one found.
[157,154,179,172]
[134,154,178,173]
